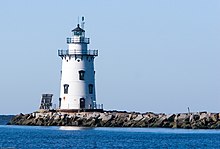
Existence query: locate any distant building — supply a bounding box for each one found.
[39,94,53,110]
[58,18,101,110]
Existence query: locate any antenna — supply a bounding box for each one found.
[81,16,85,29]
[187,107,191,115]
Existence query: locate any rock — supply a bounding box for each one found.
[22,118,35,125]
[173,113,191,128]
[162,121,172,128]
[190,114,200,122]
[209,113,218,122]
[27,115,34,120]
[158,113,166,118]
[152,116,167,127]
[99,113,112,121]
[146,117,157,127]
[83,119,96,127]
[166,114,175,122]
[135,119,147,127]
[181,123,192,129]
[87,112,100,119]
[123,121,133,127]
[133,114,143,121]
[211,121,220,129]
[200,112,209,120]
[54,114,61,120]
[36,118,44,126]
[191,122,205,129]
[176,113,189,122]
[116,117,127,126]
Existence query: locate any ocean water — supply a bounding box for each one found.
[0,125,220,149]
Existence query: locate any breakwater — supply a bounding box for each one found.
[7,111,220,129]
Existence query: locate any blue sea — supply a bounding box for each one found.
[1,125,220,149]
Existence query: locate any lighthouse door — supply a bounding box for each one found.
[80,98,85,109]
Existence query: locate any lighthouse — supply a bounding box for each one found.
[58,20,98,110]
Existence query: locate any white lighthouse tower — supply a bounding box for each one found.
[58,20,98,110]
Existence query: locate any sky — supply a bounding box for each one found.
[0,0,219,114]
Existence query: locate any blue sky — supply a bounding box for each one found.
[0,0,219,114]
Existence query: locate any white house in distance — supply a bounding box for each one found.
[58,18,102,111]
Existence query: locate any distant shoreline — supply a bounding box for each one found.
[0,115,15,125]
[7,110,220,129]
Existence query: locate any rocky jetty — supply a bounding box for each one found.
[7,111,220,129]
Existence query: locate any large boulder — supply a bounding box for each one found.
[209,113,218,122]
[133,114,143,121]
[199,112,209,120]
[99,113,113,122]
[189,114,200,122]
[166,114,175,122]
[87,112,100,119]
[173,113,190,128]
[152,115,167,127]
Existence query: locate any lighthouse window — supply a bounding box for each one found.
[63,84,69,94]
[89,84,93,94]
[74,31,82,36]
[79,70,85,80]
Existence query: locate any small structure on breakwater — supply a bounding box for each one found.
[39,94,53,110]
